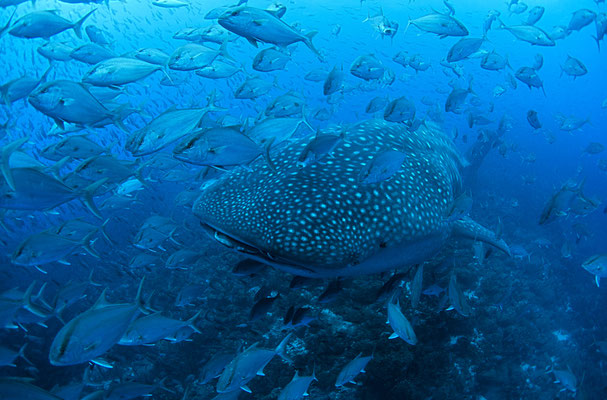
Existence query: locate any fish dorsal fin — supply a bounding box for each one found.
[265,9,281,18]
[163,105,178,114]
[244,342,259,352]
[92,288,110,309]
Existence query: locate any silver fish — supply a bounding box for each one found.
[217,334,292,393]
[11,230,98,267]
[218,6,321,59]
[118,311,200,345]
[387,297,417,345]
[525,6,545,26]
[168,43,222,71]
[9,9,96,39]
[499,20,555,46]
[561,55,587,78]
[567,9,596,33]
[86,25,111,45]
[38,42,74,62]
[410,264,423,308]
[82,57,165,87]
[29,80,129,130]
[126,107,211,156]
[581,254,607,287]
[49,280,145,366]
[515,66,545,95]
[173,127,262,168]
[252,47,290,72]
[447,38,483,62]
[335,352,372,387]
[407,13,469,38]
[0,379,63,400]
[278,369,317,400]
[0,166,105,217]
[350,54,385,80]
[448,273,471,317]
[71,43,117,65]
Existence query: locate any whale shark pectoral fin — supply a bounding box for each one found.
[451,216,511,257]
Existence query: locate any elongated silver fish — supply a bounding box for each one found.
[9,9,96,39]
[498,20,555,46]
[218,6,321,59]
[49,280,145,366]
[194,120,510,278]
[407,13,469,38]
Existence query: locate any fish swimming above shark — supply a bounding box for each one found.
[194,119,510,278]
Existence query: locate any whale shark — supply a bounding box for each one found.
[194,119,510,278]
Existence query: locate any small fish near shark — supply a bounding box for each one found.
[194,119,510,278]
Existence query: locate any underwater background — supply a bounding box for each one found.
[0,0,606,398]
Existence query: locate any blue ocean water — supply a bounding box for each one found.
[1,0,606,398]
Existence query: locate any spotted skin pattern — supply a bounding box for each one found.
[194,119,474,276]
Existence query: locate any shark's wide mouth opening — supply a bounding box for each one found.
[199,222,321,276]
[199,222,261,255]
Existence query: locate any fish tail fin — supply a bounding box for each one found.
[72,9,96,40]
[219,40,236,62]
[81,231,100,259]
[467,76,476,96]
[451,216,511,257]
[17,343,34,366]
[99,218,115,245]
[160,64,174,86]
[0,84,9,107]
[204,89,226,113]
[22,282,36,309]
[1,136,29,191]
[262,137,277,171]
[403,16,412,37]
[40,62,54,83]
[187,310,202,333]
[87,267,103,287]
[275,333,293,364]
[34,286,53,312]
[134,276,146,309]
[592,35,601,52]
[300,105,314,132]
[110,103,134,133]
[133,162,151,189]
[23,282,52,318]
[80,177,108,219]
[303,31,323,61]
[46,155,71,179]
[33,282,48,304]
[0,10,17,39]
[156,377,175,394]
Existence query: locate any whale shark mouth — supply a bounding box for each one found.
[200,221,320,276]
